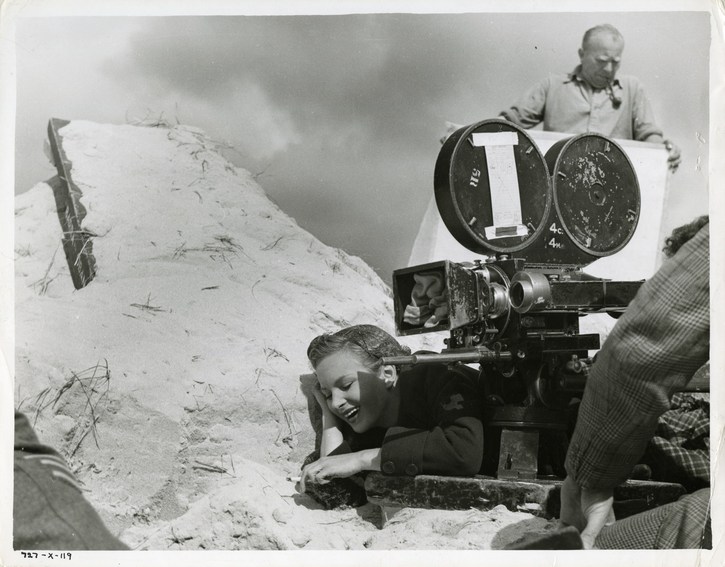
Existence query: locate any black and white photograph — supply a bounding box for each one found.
[1,1,722,565]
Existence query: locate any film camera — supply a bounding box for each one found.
[383,119,644,480]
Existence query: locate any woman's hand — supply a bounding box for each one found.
[312,381,331,411]
[299,449,381,493]
[311,381,345,456]
[299,454,363,492]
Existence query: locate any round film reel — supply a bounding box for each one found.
[545,134,640,257]
[434,119,552,255]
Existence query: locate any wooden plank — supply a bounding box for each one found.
[46,118,96,289]
[364,473,686,519]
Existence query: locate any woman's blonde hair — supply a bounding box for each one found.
[307,324,411,370]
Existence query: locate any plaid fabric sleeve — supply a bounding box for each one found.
[565,224,710,490]
[643,391,710,488]
[596,488,711,549]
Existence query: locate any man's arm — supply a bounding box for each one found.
[562,224,710,546]
[566,223,709,487]
[629,78,681,171]
[499,78,550,129]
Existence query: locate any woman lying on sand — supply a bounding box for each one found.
[299,324,484,491]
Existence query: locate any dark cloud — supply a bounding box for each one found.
[101,15,509,278]
[16,12,710,283]
[110,15,508,142]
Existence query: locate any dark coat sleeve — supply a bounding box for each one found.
[380,366,484,476]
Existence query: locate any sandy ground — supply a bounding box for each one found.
[12,119,548,550]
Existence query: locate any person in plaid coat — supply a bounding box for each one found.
[560,217,710,549]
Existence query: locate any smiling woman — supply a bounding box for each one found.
[300,325,484,494]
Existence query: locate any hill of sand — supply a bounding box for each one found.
[13,119,547,551]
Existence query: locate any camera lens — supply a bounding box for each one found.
[509,280,527,310]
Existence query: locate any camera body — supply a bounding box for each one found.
[387,120,643,479]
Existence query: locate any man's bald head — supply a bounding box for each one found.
[582,24,624,51]
[578,24,625,89]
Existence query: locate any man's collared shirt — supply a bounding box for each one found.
[500,67,663,141]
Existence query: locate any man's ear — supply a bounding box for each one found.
[578,47,584,60]
[381,365,398,388]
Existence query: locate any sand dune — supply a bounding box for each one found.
[13,120,545,550]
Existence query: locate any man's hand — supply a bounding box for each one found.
[440,121,462,145]
[299,451,372,493]
[664,139,681,172]
[559,476,615,549]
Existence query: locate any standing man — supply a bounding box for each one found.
[499,24,681,171]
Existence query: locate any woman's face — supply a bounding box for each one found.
[315,349,393,433]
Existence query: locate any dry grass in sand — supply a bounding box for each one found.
[21,360,112,460]
[29,244,61,296]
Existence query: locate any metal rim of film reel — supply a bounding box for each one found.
[434,119,640,265]
[435,119,553,256]
[544,133,641,258]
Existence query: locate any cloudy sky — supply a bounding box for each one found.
[7,3,714,283]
